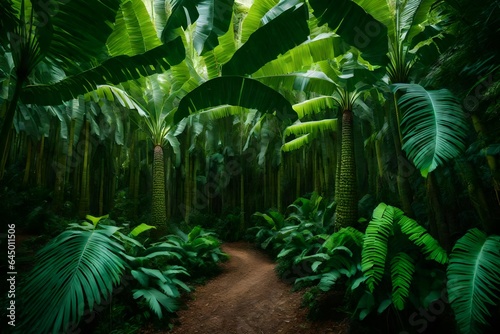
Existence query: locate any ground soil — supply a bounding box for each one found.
[152,241,350,334]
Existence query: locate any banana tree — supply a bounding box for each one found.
[308,0,466,218]
[0,0,186,178]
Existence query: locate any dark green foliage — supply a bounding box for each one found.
[17,215,227,333]
[174,76,299,124]
[447,228,500,334]
[19,216,127,333]
[222,2,309,76]
[309,0,388,67]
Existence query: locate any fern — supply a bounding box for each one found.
[391,252,415,310]
[362,202,447,304]
[361,203,395,292]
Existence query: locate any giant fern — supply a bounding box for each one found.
[361,203,448,311]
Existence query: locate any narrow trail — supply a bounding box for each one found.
[165,241,349,334]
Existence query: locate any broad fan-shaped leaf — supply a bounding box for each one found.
[174,76,298,123]
[393,83,468,177]
[20,224,126,333]
[447,229,500,334]
[391,252,415,310]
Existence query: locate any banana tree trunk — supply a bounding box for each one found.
[152,144,167,235]
[336,109,358,228]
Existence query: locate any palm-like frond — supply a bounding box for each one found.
[447,228,500,334]
[20,223,126,333]
[361,202,395,292]
[393,83,468,177]
[391,252,415,310]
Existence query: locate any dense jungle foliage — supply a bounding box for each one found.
[0,0,499,333]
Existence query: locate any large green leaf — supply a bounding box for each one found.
[20,223,126,333]
[252,32,346,77]
[194,0,234,55]
[393,83,468,177]
[161,0,200,43]
[282,119,337,152]
[221,3,309,76]
[32,0,123,74]
[240,0,278,43]
[174,76,298,123]
[447,229,500,334]
[361,202,396,292]
[292,96,337,119]
[106,0,162,56]
[21,38,185,105]
[309,0,388,67]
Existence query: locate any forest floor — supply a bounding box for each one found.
[144,241,350,334]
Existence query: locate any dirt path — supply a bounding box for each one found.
[166,241,349,334]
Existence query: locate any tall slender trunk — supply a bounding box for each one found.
[426,172,450,250]
[0,78,23,179]
[166,155,172,220]
[336,109,358,229]
[78,122,91,218]
[23,139,32,186]
[152,145,167,236]
[36,137,45,187]
[392,93,415,216]
[99,158,105,216]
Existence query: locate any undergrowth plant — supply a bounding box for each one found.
[19,215,226,333]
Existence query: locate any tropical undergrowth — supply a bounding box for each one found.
[17,215,227,334]
[248,196,500,333]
